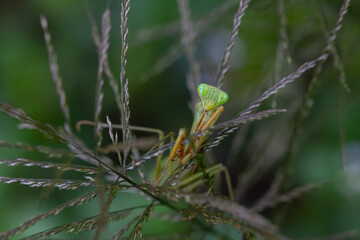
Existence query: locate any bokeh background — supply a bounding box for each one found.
[0,0,359,239]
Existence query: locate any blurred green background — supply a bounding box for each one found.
[0,0,360,239]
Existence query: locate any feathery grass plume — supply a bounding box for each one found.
[201,109,286,151]
[331,45,349,92]
[87,4,123,113]
[40,15,71,129]
[211,109,286,131]
[120,0,131,169]
[0,176,96,190]
[112,216,140,240]
[251,181,327,212]
[21,208,134,240]
[40,156,76,201]
[0,158,98,175]
[0,190,100,239]
[94,7,111,149]
[0,140,72,158]
[198,51,328,150]
[147,187,275,229]
[215,0,251,89]
[238,53,329,118]
[191,210,287,240]
[0,102,65,142]
[107,115,122,165]
[299,0,351,114]
[201,13,349,150]
[177,0,201,109]
[130,203,154,240]
[282,0,351,188]
[146,186,288,239]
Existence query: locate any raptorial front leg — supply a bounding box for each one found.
[154,128,187,185]
[169,128,187,161]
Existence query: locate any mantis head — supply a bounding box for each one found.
[198,83,229,111]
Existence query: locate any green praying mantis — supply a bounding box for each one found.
[153,83,233,199]
[77,83,234,200]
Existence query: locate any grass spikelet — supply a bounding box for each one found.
[194,210,287,240]
[201,109,286,151]
[107,115,122,166]
[40,15,71,128]
[238,53,329,118]
[21,209,133,240]
[112,216,140,240]
[0,190,100,239]
[0,158,98,175]
[146,186,279,237]
[177,0,201,109]
[87,5,123,112]
[0,177,96,190]
[213,109,286,130]
[94,7,111,148]
[120,0,131,169]
[0,140,72,158]
[215,0,251,89]
[130,203,154,240]
[0,102,64,142]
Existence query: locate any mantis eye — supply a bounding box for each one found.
[198,83,209,98]
[218,92,229,105]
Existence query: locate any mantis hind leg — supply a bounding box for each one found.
[174,163,234,200]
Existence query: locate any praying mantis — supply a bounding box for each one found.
[153,83,234,200]
[77,83,234,200]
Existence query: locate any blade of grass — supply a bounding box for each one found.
[40,15,71,129]
[119,0,132,169]
[94,7,111,149]
[215,0,251,89]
